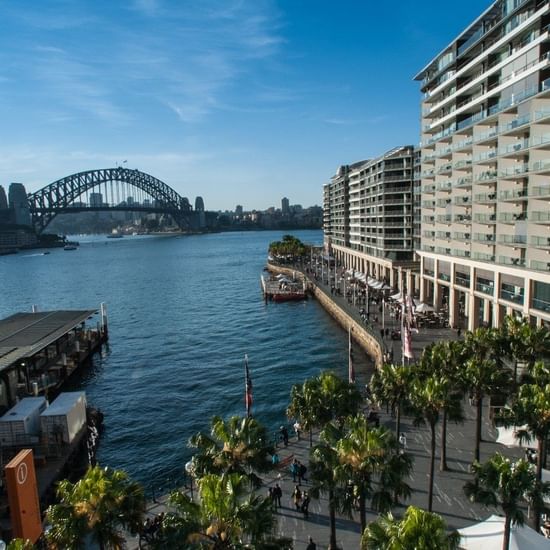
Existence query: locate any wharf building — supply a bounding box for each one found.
[323,146,419,293]
[415,0,550,330]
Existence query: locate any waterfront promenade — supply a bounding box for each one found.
[125,266,528,549]
[127,399,524,549]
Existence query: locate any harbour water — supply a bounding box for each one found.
[0,230,373,489]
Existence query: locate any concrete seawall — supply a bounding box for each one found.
[266,263,384,368]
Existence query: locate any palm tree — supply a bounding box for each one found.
[287,371,362,446]
[420,341,466,471]
[409,374,448,512]
[287,376,326,447]
[463,328,512,463]
[6,541,35,550]
[464,453,550,550]
[189,415,274,487]
[309,422,351,550]
[361,505,460,550]
[150,472,277,549]
[336,414,412,533]
[370,363,414,439]
[45,466,145,550]
[499,364,550,532]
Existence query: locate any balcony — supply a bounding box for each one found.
[436,163,452,175]
[498,235,528,247]
[454,176,473,189]
[453,159,473,170]
[453,249,471,258]
[475,170,498,183]
[473,150,497,164]
[437,181,453,192]
[499,139,529,156]
[474,192,497,204]
[475,281,495,295]
[474,213,497,224]
[474,128,498,144]
[498,256,526,267]
[500,113,531,134]
[500,287,524,305]
[532,296,550,312]
[453,232,471,240]
[499,164,529,178]
[421,245,436,253]
[499,212,527,223]
[422,200,436,208]
[473,233,495,243]
[436,198,452,207]
[531,160,550,174]
[499,188,528,201]
[436,215,453,224]
[531,260,550,273]
[531,211,550,224]
[455,273,470,288]
[531,236,550,248]
[454,214,472,224]
[422,184,436,194]
[453,195,472,206]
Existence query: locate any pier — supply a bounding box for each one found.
[0,306,109,411]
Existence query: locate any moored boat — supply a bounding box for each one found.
[261,273,307,302]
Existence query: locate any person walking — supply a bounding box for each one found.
[274,483,282,507]
[292,485,302,511]
[293,420,301,440]
[301,491,311,518]
[299,461,308,483]
[290,459,299,482]
[399,432,407,452]
[306,536,316,550]
[280,425,289,447]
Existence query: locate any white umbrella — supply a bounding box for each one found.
[459,514,550,550]
[415,302,435,313]
[390,291,402,301]
[495,425,536,449]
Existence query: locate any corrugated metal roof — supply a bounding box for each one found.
[0,310,98,372]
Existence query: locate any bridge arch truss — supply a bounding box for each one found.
[27,168,193,234]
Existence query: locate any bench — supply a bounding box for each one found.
[276,454,294,470]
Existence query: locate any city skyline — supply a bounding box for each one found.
[1,0,483,211]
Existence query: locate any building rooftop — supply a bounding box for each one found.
[0,310,98,371]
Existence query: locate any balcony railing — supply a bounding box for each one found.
[475,281,495,295]
[500,288,524,304]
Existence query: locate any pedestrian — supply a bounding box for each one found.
[306,536,316,550]
[274,483,282,507]
[293,420,301,440]
[301,491,311,518]
[380,327,384,339]
[268,487,274,504]
[272,452,280,466]
[291,459,299,482]
[457,327,462,338]
[299,462,308,483]
[385,328,389,338]
[280,425,289,446]
[292,484,302,511]
[399,432,407,451]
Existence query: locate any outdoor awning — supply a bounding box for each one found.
[415,302,435,313]
[458,514,550,550]
[495,425,536,449]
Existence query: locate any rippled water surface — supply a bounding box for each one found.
[0,230,372,487]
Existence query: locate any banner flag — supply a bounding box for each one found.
[244,354,253,417]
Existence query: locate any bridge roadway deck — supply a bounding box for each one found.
[125,271,527,549]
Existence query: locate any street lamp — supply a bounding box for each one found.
[185,460,195,500]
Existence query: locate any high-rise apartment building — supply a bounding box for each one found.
[324,146,418,291]
[281,197,290,215]
[8,183,31,226]
[416,0,550,329]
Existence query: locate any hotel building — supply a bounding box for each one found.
[416,0,550,329]
[323,146,418,292]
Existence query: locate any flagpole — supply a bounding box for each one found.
[244,354,252,418]
[348,326,355,384]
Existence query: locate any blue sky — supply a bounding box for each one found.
[1,0,484,211]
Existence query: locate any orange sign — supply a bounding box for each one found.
[5,449,42,542]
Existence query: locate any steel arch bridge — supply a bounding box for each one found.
[27,167,194,234]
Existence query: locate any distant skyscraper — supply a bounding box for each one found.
[235,205,243,217]
[195,196,204,211]
[281,197,290,215]
[8,183,31,226]
[89,193,103,207]
[0,185,7,210]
